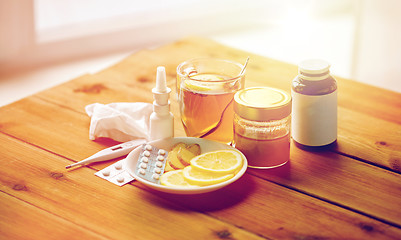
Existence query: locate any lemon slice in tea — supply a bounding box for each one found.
[190,150,243,174]
[184,74,225,92]
[191,74,224,81]
[184,81,212,92]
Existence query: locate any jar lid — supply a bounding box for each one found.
[234,87,291,121]
[299,59,330,75]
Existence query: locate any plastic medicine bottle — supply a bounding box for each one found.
[233,87,292,169]
[291,59,337,148]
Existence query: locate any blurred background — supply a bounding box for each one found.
[1,0,401,106]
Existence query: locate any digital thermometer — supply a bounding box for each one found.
[65,139,147,169]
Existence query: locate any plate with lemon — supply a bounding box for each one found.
[125,137,247,194]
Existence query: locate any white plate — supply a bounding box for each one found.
[125,137,248,194]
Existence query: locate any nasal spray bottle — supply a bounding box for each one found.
[149,66,174,141]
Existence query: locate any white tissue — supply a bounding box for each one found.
[85,102,153,142]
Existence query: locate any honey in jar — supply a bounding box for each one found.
[233,87,292,169]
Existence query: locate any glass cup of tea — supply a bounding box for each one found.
[176,58,246,143]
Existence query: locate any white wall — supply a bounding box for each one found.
[352,0,401,92]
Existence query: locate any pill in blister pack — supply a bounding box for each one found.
[135,144,167,184]
[95,160,134,186]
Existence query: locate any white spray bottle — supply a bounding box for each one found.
[149,66,174,141]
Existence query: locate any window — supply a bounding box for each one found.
[1,0,260,72]
[1,0,357,80]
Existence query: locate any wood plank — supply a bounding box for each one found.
[1,133,400,239]
[0,134,264,240]
[249,143,401,227]
[36,73,155,110]
[0,192,108,240]
[337,107,401,172]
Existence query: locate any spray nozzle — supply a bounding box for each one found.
[155,66,168,93]
[152,66,171,106]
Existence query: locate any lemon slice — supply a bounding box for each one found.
[191,74,224,81]
[184,81,212,92]
[160,170,199,188]
[182,166,234,186]
[184,74,225,92]
[190,150,243,174]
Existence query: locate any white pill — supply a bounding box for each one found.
[157,156,165,162]
[117,176,124,183]
[102,170,110,176]
[140,163,147,169]
[155,162,162,168]
[143,151,151,157]
[152,174,160,180]
[154,168,161,174]
[115,162,122,170]
[158,149,166,155]
[145,145,152,151]
[141,157,149,163]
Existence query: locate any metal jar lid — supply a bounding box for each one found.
[234,87,292,121]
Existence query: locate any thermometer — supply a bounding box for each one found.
[65,139,146,169]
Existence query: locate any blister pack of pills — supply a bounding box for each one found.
[135,144,168,184]
[94,160,134,187]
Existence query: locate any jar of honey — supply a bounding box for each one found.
[233,87,292,169]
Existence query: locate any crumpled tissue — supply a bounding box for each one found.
[85,102,153,142]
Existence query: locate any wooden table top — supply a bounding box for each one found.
[1,37,401,240]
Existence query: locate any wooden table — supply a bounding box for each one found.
[1,37,401,240]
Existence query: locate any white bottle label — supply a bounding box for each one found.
[291,90,337,146]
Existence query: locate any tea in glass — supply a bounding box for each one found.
[177,59,245,143]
